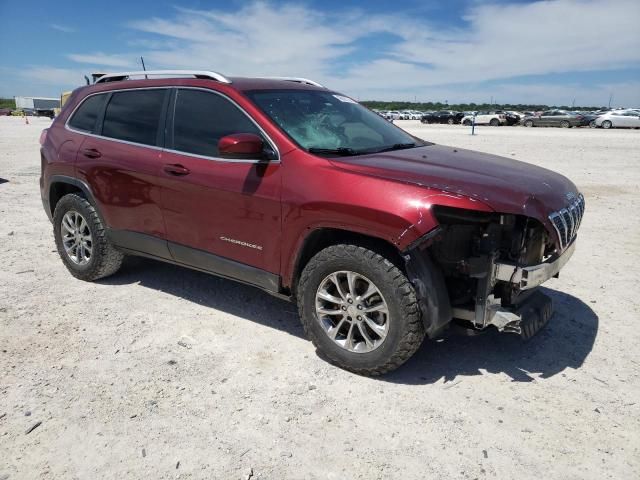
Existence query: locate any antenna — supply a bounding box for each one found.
[140,56,147,79]
[608,92,614,108]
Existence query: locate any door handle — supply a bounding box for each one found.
[82,148,102,159]
[163,164,190,176]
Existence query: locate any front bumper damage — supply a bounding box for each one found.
[451,240,576,337]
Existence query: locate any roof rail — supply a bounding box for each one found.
[259,77,325,88]
[95,70,232,84]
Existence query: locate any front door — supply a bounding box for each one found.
[159,88,282,288]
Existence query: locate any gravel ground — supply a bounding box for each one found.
[1,117,639,479]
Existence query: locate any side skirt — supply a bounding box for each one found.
[107,229,283,296]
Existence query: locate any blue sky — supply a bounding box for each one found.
[1,0,639,106]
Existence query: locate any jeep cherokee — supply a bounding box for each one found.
[40,70,584,375]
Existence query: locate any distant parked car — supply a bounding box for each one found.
[0,108,12,116]
[421,110,464,125]
[404,110,422,120]
[461,111,506,126]
[386,111,402,120]
[579,111,609,128]
[595,110,640,129]
[522,110,583,128]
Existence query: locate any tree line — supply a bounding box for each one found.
[360,101,605,112]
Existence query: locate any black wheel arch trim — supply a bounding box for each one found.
[46,175,104,223]
[404,245,452,338]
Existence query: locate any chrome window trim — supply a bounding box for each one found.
[64,86,281,164]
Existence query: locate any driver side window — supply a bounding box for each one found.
[172,89,262,158]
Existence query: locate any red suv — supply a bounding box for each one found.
[40,70,584,375]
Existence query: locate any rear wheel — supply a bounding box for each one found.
[53,193,124,281]
[589,120,596,128]
[560,120,570,128]
[447,118,455,125]
[298,244,425,375]
[489,118,500,126]
[524,120,534,127]
[462,119,472,126]
[602,120,612,129]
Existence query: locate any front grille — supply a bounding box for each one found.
[549,193,585,250]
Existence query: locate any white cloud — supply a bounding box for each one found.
[24,0,640,104]
[50,24,74,33]
[67,53,137,68]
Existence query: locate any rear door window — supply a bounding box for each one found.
[101,89,166,146]
[171,89,261,158]
[68,94,107,133]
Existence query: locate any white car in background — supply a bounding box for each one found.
[386,111,402,120]
[595,110,640,129]
[460,111,507,126]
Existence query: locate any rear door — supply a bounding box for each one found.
[75,88,171,257]
[159,88,282,285]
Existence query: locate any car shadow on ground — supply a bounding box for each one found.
[383,287,598,385]
[98,256,305,338]
[101,258,597,384]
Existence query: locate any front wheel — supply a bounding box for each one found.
[589,120,596,128]
[489,118,500,126]
[524,120,534,127]
[560,120,570,128]
[602,120,612,129]
[462,119,472,126]
[298,245,425,375]
[447,118,455,125]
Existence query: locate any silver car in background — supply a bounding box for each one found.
[595,110,640,129]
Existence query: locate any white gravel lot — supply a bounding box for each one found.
[1,116,639,480]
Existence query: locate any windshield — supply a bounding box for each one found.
[246,90,425,155]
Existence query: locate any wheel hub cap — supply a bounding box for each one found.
[61,210,93,265]
[315,271,390,354]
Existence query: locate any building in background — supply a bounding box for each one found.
[14,96,60,117]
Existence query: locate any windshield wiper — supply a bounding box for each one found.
[308,147,359,156]
[371,142,417,153]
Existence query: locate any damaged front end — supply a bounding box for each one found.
[405,201,583,339]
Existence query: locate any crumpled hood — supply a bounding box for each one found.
[330,144,580,223]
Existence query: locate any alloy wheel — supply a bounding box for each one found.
[61,211,93,265]
[315,271,389,353]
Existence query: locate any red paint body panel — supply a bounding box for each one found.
[76,136,166,238]
[159,150,282,274]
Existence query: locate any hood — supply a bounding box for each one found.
[330,144,580,224]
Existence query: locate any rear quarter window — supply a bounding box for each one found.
[68,94,107,133]
[102,89,166,146]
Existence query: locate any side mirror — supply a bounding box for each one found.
[218,133,268,160]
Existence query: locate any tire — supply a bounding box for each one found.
[489,118,500,126]
[589,120,596,128]
[298,244,425,376]
[462,119,472,126]
[602,120,612,129]
[421,119,429,124]
[53,193,124,281]
[560,120,570,128]
[524,120,534,127]
[447,118,455,125]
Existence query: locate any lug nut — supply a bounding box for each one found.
[348,299,353,304]
[341,306,347,311]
